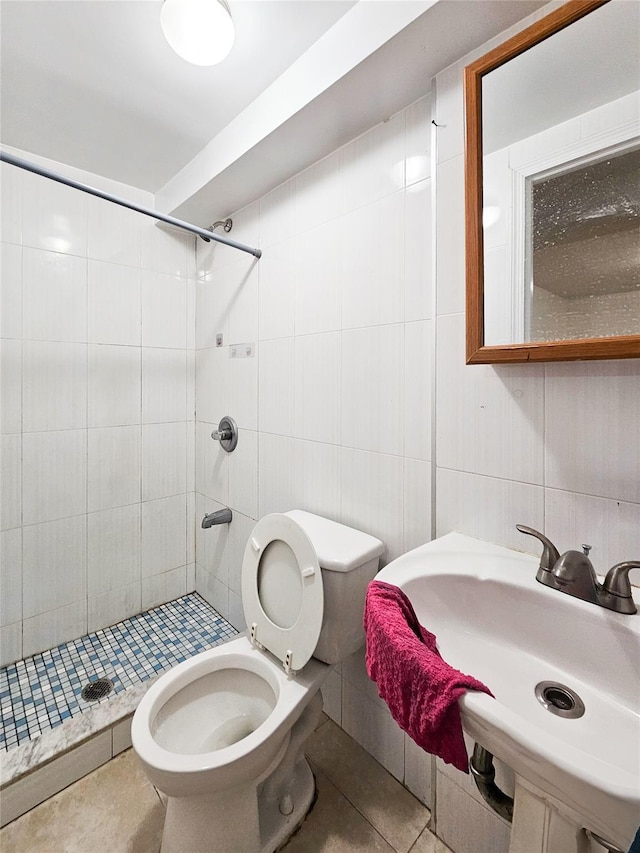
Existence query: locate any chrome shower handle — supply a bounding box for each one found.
[212,428,232,441]
[210,416,238,452]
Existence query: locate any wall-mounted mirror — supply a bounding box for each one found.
[465,0,640,363]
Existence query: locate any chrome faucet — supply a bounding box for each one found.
[516,525,639,615]
[202,508,232,528]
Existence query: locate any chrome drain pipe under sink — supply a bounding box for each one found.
[469,744,628,853]
[469,744,513,823]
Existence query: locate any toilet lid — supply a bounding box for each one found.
[242,513,324,672]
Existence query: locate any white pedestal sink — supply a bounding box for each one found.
[376,533,640,852]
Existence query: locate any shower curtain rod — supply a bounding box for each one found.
[0,150,262,259]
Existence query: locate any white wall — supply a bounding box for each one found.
[0,149,197,665]
[194,95,434,805]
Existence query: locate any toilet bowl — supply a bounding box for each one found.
[132,510,384,853]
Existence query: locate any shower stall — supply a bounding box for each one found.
[0,148,256,822]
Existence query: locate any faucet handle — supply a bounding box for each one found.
[600,561,640,615]
[516,525,561,571]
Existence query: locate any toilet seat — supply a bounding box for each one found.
[242,513,324,673]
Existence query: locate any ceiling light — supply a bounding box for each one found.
[161,0,235,67]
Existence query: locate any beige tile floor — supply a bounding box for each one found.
[0,717,452,853]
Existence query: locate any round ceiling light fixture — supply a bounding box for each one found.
[161,0,235,66]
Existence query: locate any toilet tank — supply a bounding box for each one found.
[285,511,384,665]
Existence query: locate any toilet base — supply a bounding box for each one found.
[158,755,316,853]
[157,691,324,853]
[161,777,263,853]
[259,757,316,853]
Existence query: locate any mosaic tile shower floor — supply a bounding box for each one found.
[0,593,237,753]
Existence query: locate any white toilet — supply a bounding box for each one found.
[131,510,384,853]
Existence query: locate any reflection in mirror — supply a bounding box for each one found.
[465,0,640,363]
[528,146,639,342]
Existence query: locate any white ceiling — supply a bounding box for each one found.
[0,0,357,190]
[0,0,547,221]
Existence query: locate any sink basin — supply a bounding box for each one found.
[376,532,640,850]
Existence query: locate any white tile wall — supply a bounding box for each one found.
[404,320,432,462]
[295,332,341,444]
[1,148,195,655]
[0,528,22,627]
[228,428,258,519]
[295,149,343,234]
[0,243,22,338]
[1,339,21,434]
[0,624,22,669]
[0,434,21,530]
[435,155,465,317]
[342,324,404,455]
[142,347,187,423]
[87,426,140,513]
[294,220,342,335]
[21,170,88,257]
[141,566,189,614]
[23,341,87,432]
[88,345,141,428]
[342,192,406,330]
[195,346,229,425]
[341,110,405,213]
[341,448,405,564]
[258,337,294,435]
[258,239,295,341]
[23,602,89,659]
[87,504,141,595]
[259,178,297,250]
[22,429,87,524]
[226,256,260,345]
[141,270,187,349]
[342,679,405,782]
[228,353,258,431]
[22,248,87,342]
[87,261,141,346]
[87,195,141,268]
[88,582,141,633]
[436,771,511,853]
[404,179,432,323]
[0,162,23,246]
[142,421,188,501]
[545,361,640,503]
[22,516,87,617]
[141,494,187,577]
[436,313,545,484]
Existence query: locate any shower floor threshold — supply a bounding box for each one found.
[0,593,238,790]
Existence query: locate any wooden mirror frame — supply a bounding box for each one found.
[464,0,640,364]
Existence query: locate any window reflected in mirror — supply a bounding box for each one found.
[528,145,640,342]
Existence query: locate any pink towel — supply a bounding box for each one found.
[364,580,493,773]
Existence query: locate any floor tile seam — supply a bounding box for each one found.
[307,758,399,852]
[307,753,429,853]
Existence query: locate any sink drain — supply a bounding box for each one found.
[81,678,114,702]
[535,681,585,719]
